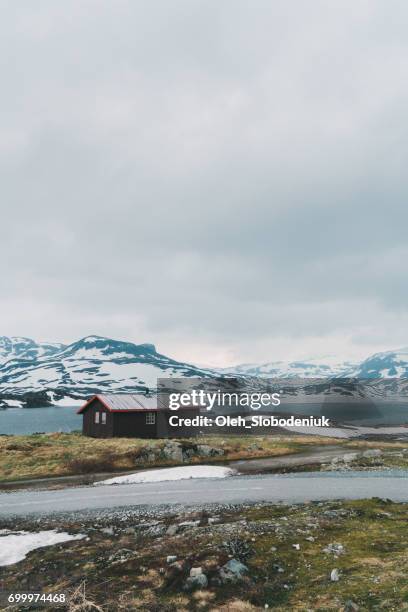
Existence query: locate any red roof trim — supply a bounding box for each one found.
[77,395,98,414]
[77,395,199,414]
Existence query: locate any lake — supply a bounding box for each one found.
[0,406,82,435]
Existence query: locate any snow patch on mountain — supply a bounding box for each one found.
[219,355,357,378]
[0,336,407,406]
[0,335,215,401]
[348,348,408,379]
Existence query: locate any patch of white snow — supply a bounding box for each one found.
[95,465,236,486]
[0,530,85,566]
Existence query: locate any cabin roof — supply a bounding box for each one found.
[77,393,193,414]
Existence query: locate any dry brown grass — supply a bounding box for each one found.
[0,431,369,483]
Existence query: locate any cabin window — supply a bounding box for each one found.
[101,412,107,425]
[146,412,156,425]
[95,411,100,424]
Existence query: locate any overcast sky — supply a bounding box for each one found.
[1,1,408,366]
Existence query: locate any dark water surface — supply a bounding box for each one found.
[0,406,82,435]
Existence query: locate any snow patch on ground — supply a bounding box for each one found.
[0,530,85,566]
[3,399,24,408]
[95,465,236,486]
[48,392,82,407]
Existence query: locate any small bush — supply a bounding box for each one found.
[65,451,117,474]
[223,537,253,561]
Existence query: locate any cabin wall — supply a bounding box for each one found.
[82,403,201,438]
[82,399,114,438]
[112,412,157,438]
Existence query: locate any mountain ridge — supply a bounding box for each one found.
[0,335,407,407]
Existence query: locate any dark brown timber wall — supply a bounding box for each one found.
[82,399,200,438]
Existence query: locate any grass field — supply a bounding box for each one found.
[0,432,406,484]
[0,432,337,483]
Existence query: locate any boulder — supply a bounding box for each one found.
[182,447,196,460]
[178,520,200,529]
[162,442,183,462]
[101,526,114,535]
[183,573,208,591]
[324,543,345,556]
[135,444,160,464]
[166,555,177,564]
[342,453,358,463]
[330,568,340,582]
[362,449,382,458]
[219,558,249,583]
[196,444,224,457]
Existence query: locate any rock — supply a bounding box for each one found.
[178,520,200,529]
[166,555,177,564]
[208,517,220,525]
[196,444,224,457]
[362,449,382,458]
[169,560,184,573]
[101,527,114,535]
[292,544,300,550]
[330,568,340,582]
[322,510,339,519]
[248,442,261,451]
[166,524,178,536]
[135,444,160,463]
[219,558,249,583]
[182,447,196,460]
[162,442,183,462]
[342,453,358,463]
[190,566,203,577]
[183,573,208,591]
[305,536,315,542]
[324,543,345,556]
[344,601,359,611]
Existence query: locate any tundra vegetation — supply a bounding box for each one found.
[1,433,407,484]
[1,498,408,610]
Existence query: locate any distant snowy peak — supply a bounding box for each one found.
[349,348,408,379]
[220,357,357,379]
[0,336,65,364]
[57,335,158,361]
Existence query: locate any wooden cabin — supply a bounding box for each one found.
[77,393,200,439]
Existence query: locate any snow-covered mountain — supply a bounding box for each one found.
[0,335,215,406]
[347,348,408,379]
[0,335,407,407]
[0,336,64,365]
[219,356,357,379]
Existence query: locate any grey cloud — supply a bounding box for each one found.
[1,0,408,364]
